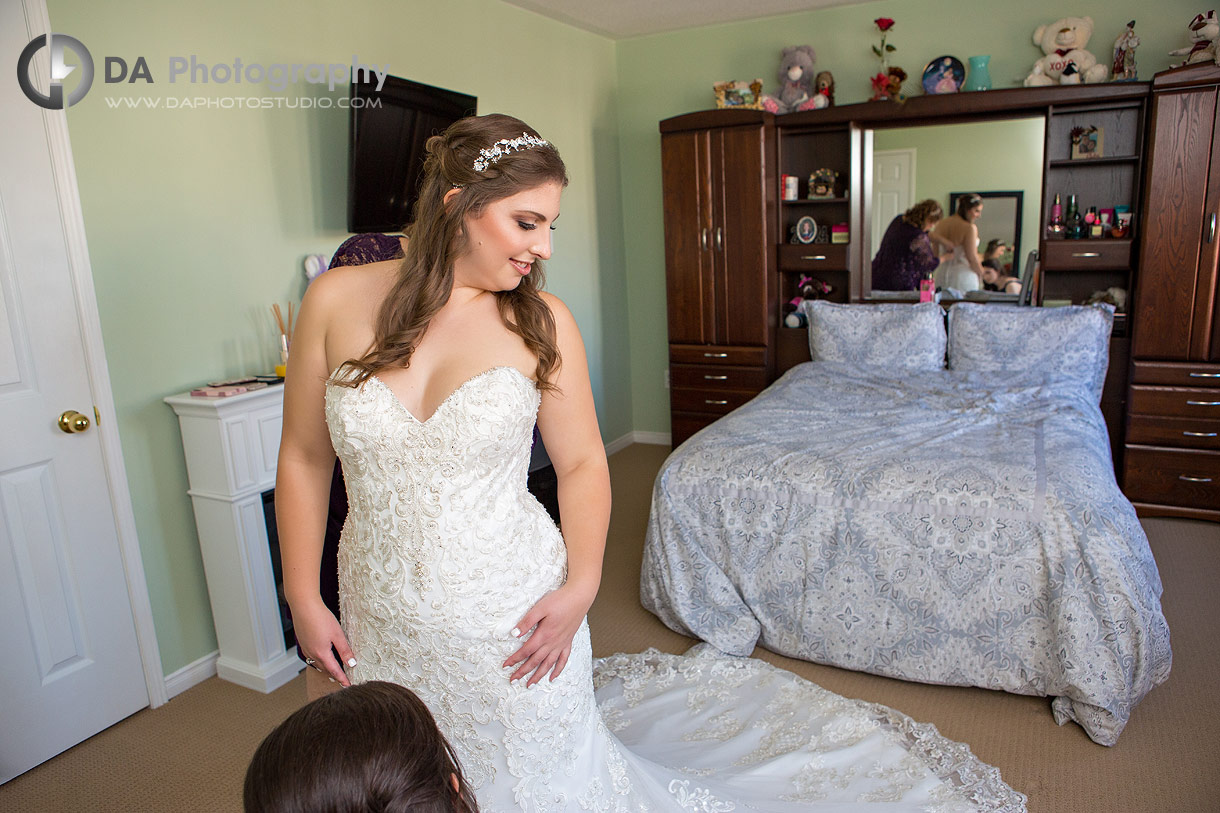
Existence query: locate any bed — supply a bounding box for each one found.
[641,301,1172,746]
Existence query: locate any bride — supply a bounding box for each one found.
[931,193,987,292]
[277,113,1024,811]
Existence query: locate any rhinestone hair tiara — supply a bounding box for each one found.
[473,133,550,172]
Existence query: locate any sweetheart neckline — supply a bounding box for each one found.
[357,365,535,425]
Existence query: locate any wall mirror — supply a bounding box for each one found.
[865,116,1044,297]
[948,190,1023,272]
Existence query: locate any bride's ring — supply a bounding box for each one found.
[304,657,318,669]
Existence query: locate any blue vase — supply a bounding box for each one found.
[963,55,992,91]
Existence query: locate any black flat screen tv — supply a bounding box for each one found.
[347,75,476,233]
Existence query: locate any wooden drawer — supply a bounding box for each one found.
[1129,386,1220,419]
[1123,446,1220,510]
[1131,361,1220,388]
[778,243,849,271]
[670,344,766,366]
[1042,239,1131,270]
[671,364,767,391]
[1127,416,1220,450]
[670,387,760,415]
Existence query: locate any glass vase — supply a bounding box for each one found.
[963,55,992,91]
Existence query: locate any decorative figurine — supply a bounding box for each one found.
[813,71,835,108]
[1112,20,1140,80]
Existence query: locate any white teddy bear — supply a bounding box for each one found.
[1025,16,1109,86]
[1169,11,1220,67]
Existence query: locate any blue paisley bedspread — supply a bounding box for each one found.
[641,361,1172,746]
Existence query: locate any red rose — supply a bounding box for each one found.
[875,17,895,31]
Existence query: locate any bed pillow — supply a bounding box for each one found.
[946,303,1114,402]
[799,300,947,370]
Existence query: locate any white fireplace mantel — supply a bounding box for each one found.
[164,385,301,693]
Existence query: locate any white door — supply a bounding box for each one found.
[871,149,916,252]
[1,6,150,783]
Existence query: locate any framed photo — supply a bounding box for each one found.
[795,215,818,244]
[713,79,764,110]
[1070,125,1104,159]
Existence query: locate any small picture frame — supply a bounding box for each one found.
[807,168,839,199]
[713,79,764,110]
[795,215,818,244]
[1070,125,1104,159]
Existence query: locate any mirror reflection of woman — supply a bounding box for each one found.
[870,199,946,291]
[931,193,986,292]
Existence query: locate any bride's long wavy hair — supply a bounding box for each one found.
[336,114,567,391]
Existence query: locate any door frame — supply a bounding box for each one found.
[24,0,166,707]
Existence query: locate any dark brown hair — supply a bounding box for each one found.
[243,681,478,812]
[337,114,568,391]
[956,193,983,218]
[902,198,943,228]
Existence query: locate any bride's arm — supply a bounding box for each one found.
[963,225,985,278]
[505,292,610,687]
[276,273,357,686]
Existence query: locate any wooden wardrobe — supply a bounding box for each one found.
[660,111,777,446]
[1124,64,1220,520]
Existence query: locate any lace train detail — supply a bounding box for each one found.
[325,367,1026,811]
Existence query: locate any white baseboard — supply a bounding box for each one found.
[630,431,671,447]
[605,431,671,456]
[164,650,219,699]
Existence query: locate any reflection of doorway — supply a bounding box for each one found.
[872,149,916,253]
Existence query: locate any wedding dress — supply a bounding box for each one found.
[934,246,981,292]
[325,365,1025,812]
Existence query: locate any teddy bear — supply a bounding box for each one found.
[1170,11,1220,67]
[1024,16,1109,86]
[761,46,820,114]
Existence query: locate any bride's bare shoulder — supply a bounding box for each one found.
[303,258,399,313]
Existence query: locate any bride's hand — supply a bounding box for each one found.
[503,584,594,687]
[292,598,357,686]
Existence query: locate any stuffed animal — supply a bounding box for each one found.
[761,46,820,114]
[813,71,835,108]
[1024,17,1109,86]
[1170,11,1220,66]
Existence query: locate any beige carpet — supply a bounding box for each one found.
[2,443,1217,812]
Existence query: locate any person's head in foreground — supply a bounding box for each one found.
[244,681,478,812]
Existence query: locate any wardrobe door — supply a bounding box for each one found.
[1132,88,1217,360]
[710,125,770,347]
[661,130,715,346]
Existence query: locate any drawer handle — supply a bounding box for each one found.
[701,228,709,251]
[1209,212,1217,244]
[705,399,728,406]
[1071,251,1101,258]
[801,255,828,261]
[1178,475,1214,483]
[1188,372,1220,378]
[704,375,728,380]
[1186,400,1220,406]
[1184,431,1219,438]
[703,352,728,358]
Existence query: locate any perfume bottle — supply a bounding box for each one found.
[1047,193,1065,239]
[1065,195,1083,240]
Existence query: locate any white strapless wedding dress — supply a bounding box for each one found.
[934,250,980,293]
[325,366,1025,812]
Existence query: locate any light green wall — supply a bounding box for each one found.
[46,0,627,674]
[616,0,1199,433]
[874,117,1044,268]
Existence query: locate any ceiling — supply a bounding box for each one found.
[500,0,871,39]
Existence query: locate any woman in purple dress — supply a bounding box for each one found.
[870,198,946,291]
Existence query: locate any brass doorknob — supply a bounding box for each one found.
[58,410,91,434]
